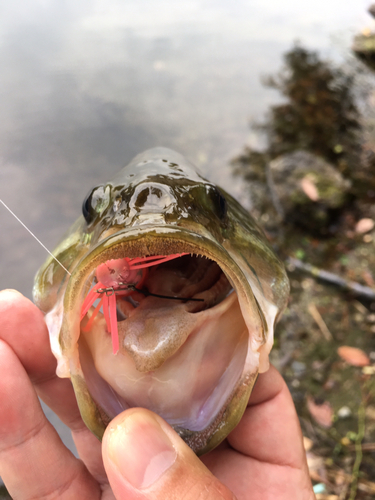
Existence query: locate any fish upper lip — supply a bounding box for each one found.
[77,225,245,293]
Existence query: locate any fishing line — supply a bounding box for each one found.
[0,198,71,276]
[130,285,205,302]
[97,284,205,302]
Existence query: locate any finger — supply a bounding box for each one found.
[0,290,107,481]
[0,340,101,500]
[247,363,285,406]
[228,365,306,467]
[102,408,236,500]
[0,290,80,427]
[202,447,314,500]
[71,425,109,484]
[201,366,313,500]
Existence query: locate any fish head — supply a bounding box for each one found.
[34,148,289,455]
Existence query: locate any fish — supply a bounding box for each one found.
[33,147,289,455]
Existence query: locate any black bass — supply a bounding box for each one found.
[33,148,289,455]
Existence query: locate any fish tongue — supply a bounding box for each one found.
[117,297,204,372]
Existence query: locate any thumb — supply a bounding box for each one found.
[102,408,236,500]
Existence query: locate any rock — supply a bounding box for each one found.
[291,360,306,376]
[268,151,351,229]
[313,483,327,494]
[337,406,352,419]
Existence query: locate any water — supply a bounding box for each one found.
[0,0,371,483]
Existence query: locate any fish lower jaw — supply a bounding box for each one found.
[79,290,254,433]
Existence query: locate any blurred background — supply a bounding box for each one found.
[1,1,375,498]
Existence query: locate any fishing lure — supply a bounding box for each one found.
[80,253,204,353]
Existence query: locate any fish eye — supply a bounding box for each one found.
[209,186,227,220]
[82,185,111,224]
[82,188,97,224]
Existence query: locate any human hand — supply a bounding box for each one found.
[0,290,314,499]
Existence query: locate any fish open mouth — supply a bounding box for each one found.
[59,227,263,453]
[80,253,235,351]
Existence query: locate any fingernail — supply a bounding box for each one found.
[106,411,177,489]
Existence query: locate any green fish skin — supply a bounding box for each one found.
[34,147,289,455]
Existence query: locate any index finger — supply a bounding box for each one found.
[0,289,81,430]
[0,289,57,381]
[228,365,306,468]
[0,290,109,481]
